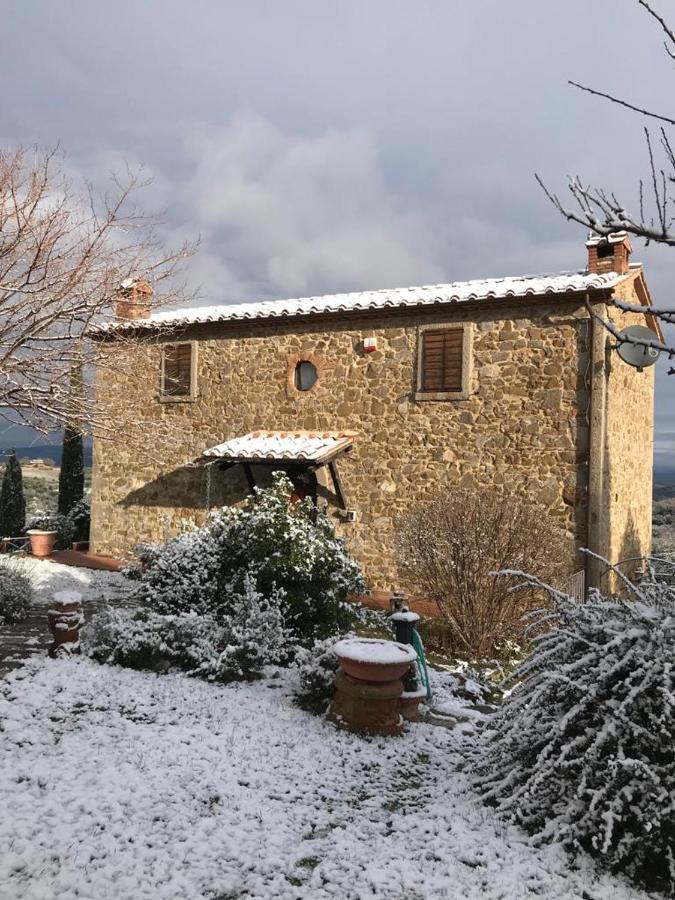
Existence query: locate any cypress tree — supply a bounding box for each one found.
[58,424,84,516]
[58,366,85,517]
[0,451,26,537]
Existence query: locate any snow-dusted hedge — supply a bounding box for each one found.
[84,574,289,681]
[474,567,675,893]
[0,562,33,625]
[293,636,341,713]
[130,472,365,645]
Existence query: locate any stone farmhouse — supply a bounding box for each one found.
[90,233,657,593]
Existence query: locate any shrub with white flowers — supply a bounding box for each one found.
[474,563,675,894]
[131,472,365,645]
[0,562,33,625]
[84,574,289,682]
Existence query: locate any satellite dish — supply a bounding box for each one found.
[615,324,661,370]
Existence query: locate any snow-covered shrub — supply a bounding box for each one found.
[84,575,290,682]
[474,566,675,893]
[130,528,220,615]
[293,637,340,713]
[0,562,33,624]
[396,485,567,658]
[133,472,365,645]
[66,498,90,543]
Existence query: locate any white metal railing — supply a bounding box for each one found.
[564,569,586,602]
[0,535,29,555]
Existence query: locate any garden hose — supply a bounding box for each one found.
[412,630,432,701]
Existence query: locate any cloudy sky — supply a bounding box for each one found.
[2,0,674,463]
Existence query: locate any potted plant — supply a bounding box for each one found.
[26,513,59,558]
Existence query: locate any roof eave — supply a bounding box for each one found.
[89,286,619,341]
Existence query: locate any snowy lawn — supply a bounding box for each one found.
[0,556,132,606]
[0,658,654,900]
[0,558,133,675]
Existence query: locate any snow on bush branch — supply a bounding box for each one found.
[474,556,675,893]
[85,474,366,682]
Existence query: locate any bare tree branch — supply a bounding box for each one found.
[568,80,675,127]
[0,146,198,447]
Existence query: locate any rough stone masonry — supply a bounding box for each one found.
[89,235,656,593]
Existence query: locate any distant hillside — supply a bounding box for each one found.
[0,443,93,467]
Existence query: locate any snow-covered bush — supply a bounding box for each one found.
[130,528,220,614]
[132,472,365,645]
[66,498,90,543]
[474,566,675,893]
[293,637,340,713]
[84,575,290,681]
[0,562,33,624]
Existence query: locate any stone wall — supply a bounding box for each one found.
[90,286,652,591]
[602,274,655,581]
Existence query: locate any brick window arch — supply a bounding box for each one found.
[287,352,322,396]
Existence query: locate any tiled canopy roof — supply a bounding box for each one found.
[200,431,356,464]
[94,269,627,334]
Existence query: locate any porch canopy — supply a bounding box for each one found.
[195,430,356,508]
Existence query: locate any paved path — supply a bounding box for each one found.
[0,558,134,678]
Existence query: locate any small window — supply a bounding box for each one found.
[161,343,194,398]
[295,360,318,392]
[419,328,463,393]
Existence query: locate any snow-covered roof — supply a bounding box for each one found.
[200,431,355,464]
[94,269,627,335]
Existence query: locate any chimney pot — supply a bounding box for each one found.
[586,231,632,276]
[115,278,153,320]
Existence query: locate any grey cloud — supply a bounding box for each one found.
[0,0,673,450]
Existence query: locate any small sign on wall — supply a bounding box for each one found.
[362,337,377,354]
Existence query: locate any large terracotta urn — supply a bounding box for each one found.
[330,638,417,736]
[333,638,417,682]
[48,590,83,657]
[27,529,58,558]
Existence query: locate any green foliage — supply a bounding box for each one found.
[293,637,341,713]
[58,365,85,517]
[0,562,33,625]
[84,573,289,682]
[134,472,365,645]
[0,452,25,538]
[58,425,84,516]
[475,569,675,893]
[67,498,90,543]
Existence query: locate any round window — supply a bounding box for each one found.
[295,360,318,392]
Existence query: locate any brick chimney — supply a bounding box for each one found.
[586,231,632,275]
[115,278,153,320]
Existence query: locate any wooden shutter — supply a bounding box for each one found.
[162,344,193,396]
[420,329,463,392]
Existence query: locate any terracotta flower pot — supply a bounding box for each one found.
[27,529,57,558]
[48,590,83,658]
[334,638,417,683]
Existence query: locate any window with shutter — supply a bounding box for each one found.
[420,328,464,393]
[161,343,195,398]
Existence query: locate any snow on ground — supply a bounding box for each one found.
[0,658,653,900]
[0,557,132,605]
[0,559,133,676]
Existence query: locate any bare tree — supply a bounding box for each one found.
[396,486,568,658]
[0,146,195,435]
[538,1,675,371]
